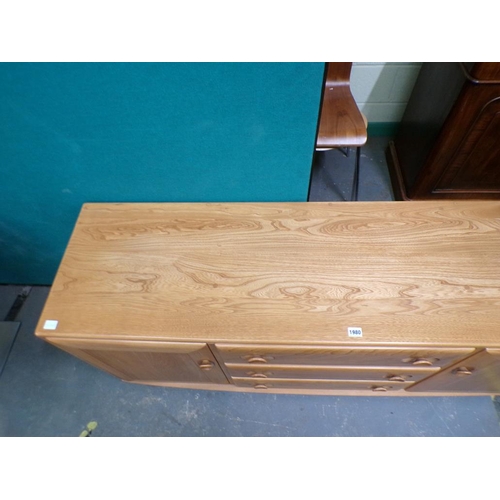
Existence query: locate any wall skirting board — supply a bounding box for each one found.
[367,123,399,137]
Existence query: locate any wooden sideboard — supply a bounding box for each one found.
[387,62,500,200]
[35,201,500,396]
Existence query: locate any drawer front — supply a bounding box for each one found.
[232,377,414,392]
[216,344,474,369]
[226,363,438,383]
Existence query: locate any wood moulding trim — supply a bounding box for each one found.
[385,141,411,200]
[128,379,498,397]
[459,62,500,85]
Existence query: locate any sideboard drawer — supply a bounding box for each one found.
[216,344,474,368]
[232,377,414,392]
[225,363,438,382]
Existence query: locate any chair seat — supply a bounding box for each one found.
[315,63,367,149]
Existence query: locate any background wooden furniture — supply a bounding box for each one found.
[315,63,368,201]
[387,62,500,200]
[36,201,500,396]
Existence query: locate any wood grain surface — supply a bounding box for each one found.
[36,201,500,346]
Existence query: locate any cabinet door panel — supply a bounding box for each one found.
[437,101,500,191]
[48,338,228,384]
[407,348,500,393]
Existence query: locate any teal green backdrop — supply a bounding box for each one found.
[0,63,324,284]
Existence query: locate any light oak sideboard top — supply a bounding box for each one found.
[36,201,500,348]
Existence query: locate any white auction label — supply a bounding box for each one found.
[43,320,59,330]
[348,327,362,338]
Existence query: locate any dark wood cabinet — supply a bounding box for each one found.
[387,62,500,199]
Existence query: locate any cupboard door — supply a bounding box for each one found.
[47,338,228,384]
[407,349,500,394]
[435,99,500,192]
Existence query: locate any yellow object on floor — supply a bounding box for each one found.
[79,421,98,437]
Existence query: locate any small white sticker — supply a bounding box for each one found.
[43,320,59,330]
[348,327,363,338]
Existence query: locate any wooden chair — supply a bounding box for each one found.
[315,62,367,201]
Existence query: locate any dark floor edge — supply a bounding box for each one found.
[4,287,32,321]
[492,396,500,422]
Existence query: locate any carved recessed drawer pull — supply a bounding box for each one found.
[403,357,436,366]
[249,373,269,378]
[413,359,433,366]
[387,375,406,383]
[198,359,215,370]
[371,386,389,392]
[453,366,474,376]
[254,384,269,390]
[246,356,268,364]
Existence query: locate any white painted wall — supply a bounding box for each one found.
[351,62,422,122]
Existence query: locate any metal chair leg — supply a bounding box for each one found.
[350,147,361,201]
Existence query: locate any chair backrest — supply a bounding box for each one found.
[325,62,353,85]
[316,62,367,149]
